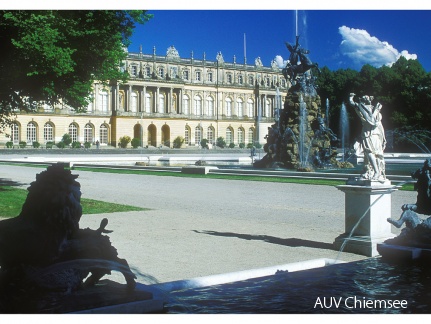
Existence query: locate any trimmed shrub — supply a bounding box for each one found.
[239,142,245,149]
[71,141,82,149]
[19,141,26,148]
[229,142,235,148]
[6,141,13,148]
[216,137,226,148]
[200,138,209,149]
[32,141,40,148]
[45,142,54,149]
[56,141,65,149]
[131,137,141,148]
[84,141,92,149]
[119,136,131,148]
[173,136,185,148]
[61,134,72,146]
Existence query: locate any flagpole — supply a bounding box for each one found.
[244,33,247,65]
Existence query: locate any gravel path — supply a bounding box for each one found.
[0,164,415,284]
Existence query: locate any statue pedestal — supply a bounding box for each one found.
[334,178,397,257]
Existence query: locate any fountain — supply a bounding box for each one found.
[254,34,340,170]
[339,103,350,162]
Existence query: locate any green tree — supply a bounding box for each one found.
[0,10,152,131]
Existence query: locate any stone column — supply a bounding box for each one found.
[334,180,397,257]
[156,87,160,113]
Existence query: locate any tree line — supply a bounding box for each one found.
[316,57,431,152]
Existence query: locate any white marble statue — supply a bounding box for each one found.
[349,93,387,182]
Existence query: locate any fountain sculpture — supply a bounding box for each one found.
[254,35,340,170]
[0,164,153,313]
[335,94,396,257]
[379,159,431,260]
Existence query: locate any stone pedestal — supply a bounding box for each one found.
[334,178,397,257]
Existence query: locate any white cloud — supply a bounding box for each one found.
[338,26,417,68]
[274,55,287,68]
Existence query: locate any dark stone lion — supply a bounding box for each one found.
[0,163,136,313]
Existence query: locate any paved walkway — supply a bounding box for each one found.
[0,164,415,286]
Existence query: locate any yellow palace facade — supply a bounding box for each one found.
[1,46,288,148]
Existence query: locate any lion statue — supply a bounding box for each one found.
[0,163,136,313]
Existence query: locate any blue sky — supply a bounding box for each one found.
[128,9,431,72]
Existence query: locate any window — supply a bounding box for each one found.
[68,123,78,143]
[238,75,243,84]
[84,123,94,143]
[183,95,190,114]
[238,128,244,145]
[225,98,232,117]
[195,71,201,81]
[194,95,202,115]
[131,65,138,77]
[159,94,165,113]
[237,98,243,117]
[248,127,254,144]
[184,126,190,145]
[247,98,254,117]
[145,66,151,78]
[44,123,54,142]
[11,123,19,144]
[158,67,164,78]
[248,75,254,85]
[265,99,271,117]
[226,127,233,144]
[183,70,189,80]
[100,124,108,144]
[195,126,202,145]
[207,72,213,82]
[131,92,138,112]
[98,90,108,112]
[207,127,214,144]
[227,74,232,84]
[26,122,37,144]
[145,93,151,113]
[207,97,214,116]
[265,77,270,87]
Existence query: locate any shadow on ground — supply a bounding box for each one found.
[0,178,24,187]
[193,230,334,250]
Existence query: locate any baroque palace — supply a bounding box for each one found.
[1,46,288,148]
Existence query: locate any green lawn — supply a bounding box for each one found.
[0,186,149,219]
[73,166,415,191]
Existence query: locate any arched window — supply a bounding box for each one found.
[247,98,254,117]
[184,125,190,145]
[84,123,94,143]
[226,127,233,144]
[68,123,78,143]
[11,123,19,144]
[207,126,214,144]
[194,95,202,115]
[237,127,244,145]
[100,124,109,144]
[248,127,255,144]
[44,123,54,142]
[206,96,214,116]
[183,95,190,115]
[98,90,108,112]
[237,98,243,117]
[195,125,202,145]
[130,92,138,112]
[225,98,232,117]
[26,122,37,144]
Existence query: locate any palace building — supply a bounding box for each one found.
[1,45,288,148]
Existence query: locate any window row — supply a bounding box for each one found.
[128,64,286,87]
[9,122,109,145]
[184,126,255,145]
